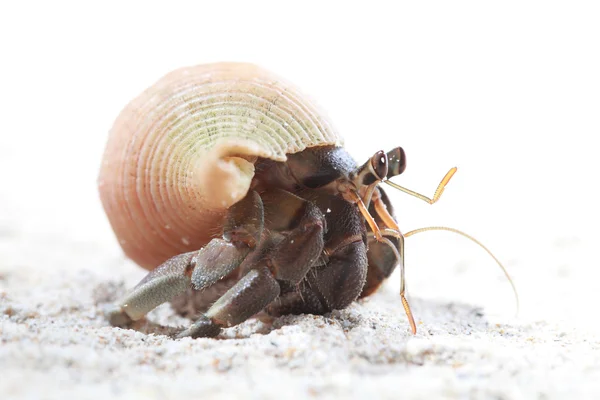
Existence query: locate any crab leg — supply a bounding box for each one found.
[176,266,280,338]
[177,189,327,338]
[107,191,264,327]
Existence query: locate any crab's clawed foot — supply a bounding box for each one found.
[106,306,134,328]
[175,315,221,339]
[177,266,280,338]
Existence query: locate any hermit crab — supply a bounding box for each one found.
[99,62,516,338]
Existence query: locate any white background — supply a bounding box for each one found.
[1,2,598,326]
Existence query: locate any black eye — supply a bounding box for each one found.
[386,147,406,178]
[370,150,388,180]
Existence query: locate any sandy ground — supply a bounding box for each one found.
[1,225,599,399]
[2,4,600,398]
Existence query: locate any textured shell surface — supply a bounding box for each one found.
[99,62,344,269]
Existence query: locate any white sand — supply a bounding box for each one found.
[1,227,599,399]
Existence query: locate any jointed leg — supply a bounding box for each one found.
[307,240,368,311]
[176,266,280,338]
[178,189,328,337]
[260,190,326,283]
[107,241,251,326]
[267,239,369,316]
[107,191,264,327]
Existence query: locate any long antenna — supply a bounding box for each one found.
[384,167,457,204]
[380,165,517,322]
[404,226,519,315]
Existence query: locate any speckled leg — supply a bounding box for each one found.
[176,190,328,338]
[176,266,280,338]
[107,191,264,327]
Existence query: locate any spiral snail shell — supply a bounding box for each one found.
[98,62,343,269]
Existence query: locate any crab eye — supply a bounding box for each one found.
[370,150,388,180]
[386,147,406,178]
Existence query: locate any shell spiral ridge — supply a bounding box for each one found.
[98,62,342,269]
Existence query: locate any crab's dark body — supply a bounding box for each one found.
[252,145,400,308]
[109,146,400,338]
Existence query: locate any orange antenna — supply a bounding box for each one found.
[377,165,517,328]
[346,190,417,334]
[384,167,457,204]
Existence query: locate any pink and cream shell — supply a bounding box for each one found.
[98,62,343,269]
